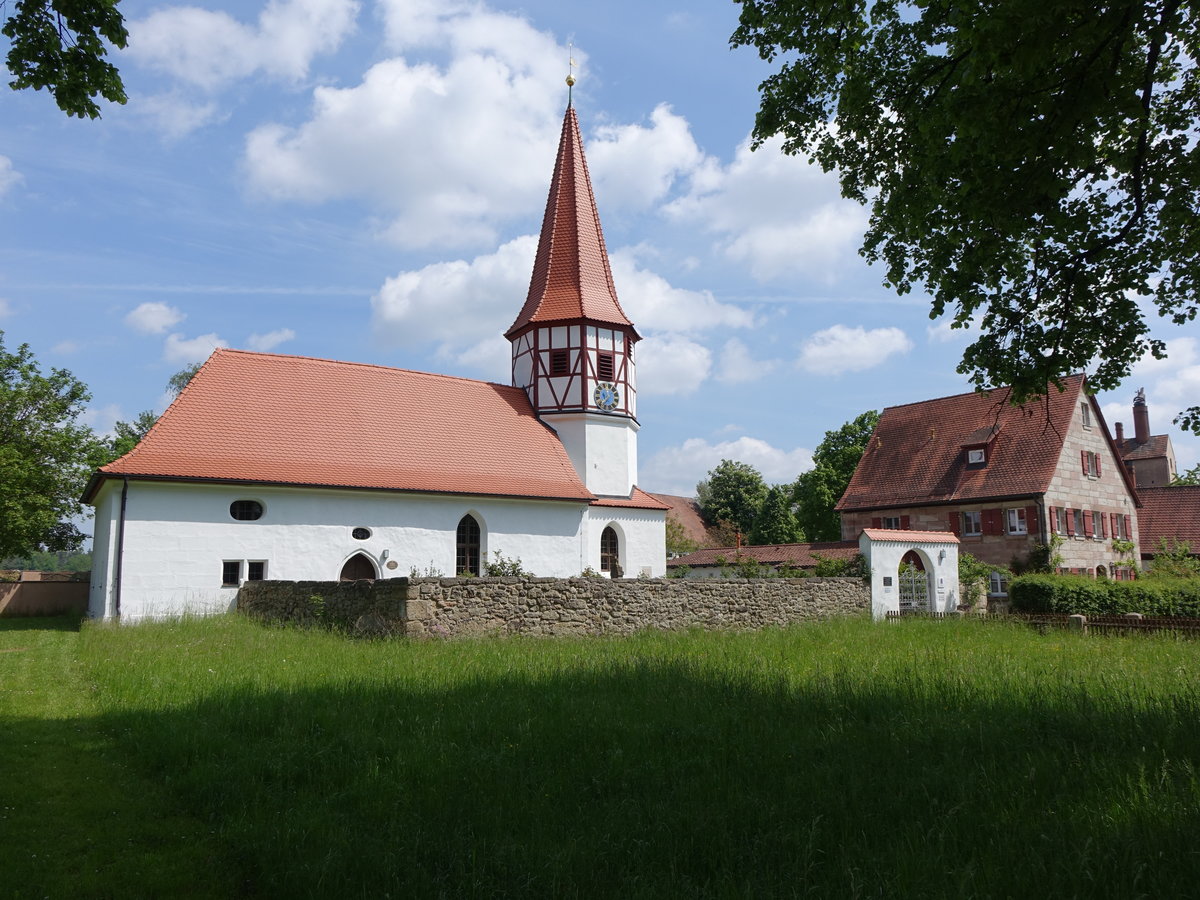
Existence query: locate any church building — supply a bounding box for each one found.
[84,103,668,621]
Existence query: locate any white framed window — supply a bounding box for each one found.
[967,448,986,465]
[882,516,902,530]
[1084,451,1101,478]
[1081,402,1092,428]
[221,560,241,586]
[1054,507,1066,534]
[1073,509,1084,536]
[247,561,267,581]
[962,510,982,536]
[1006,508,1027,535]
[1094,511,1106,540]
[988,571,1009,596]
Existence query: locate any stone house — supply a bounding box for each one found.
[836,375,1142,596]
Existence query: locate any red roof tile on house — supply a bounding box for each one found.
[89,349,595,503]
[1137,486,1200,553]
[505,106,637,339]
[668,541,860,569]
[838,376,1116,511]
[860,529,959,544]
[591,488,670,510]
[648,493,721,548]
[1118,434,1171,462]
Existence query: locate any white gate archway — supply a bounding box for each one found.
[859,528,960,620]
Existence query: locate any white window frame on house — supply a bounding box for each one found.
[1081,402,1092,428]
[1006,508,1028,535]
[1086,451,1100,478]
[882,516,903,530]
[1094,510,1106,540]
[988,571,1009,597]
[1055,507,1066,535]
[1073,509,1085,536]
[1115,515,1127,540]
[962,510,982,536]
[967,448,986,465]
[247,560,267,581]
[221,560,242,587]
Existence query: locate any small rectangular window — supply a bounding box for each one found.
[1073,509,1084,536]
[988,571,1009,596]
[962,511,982,536]
[247,561,266,581]
[882,516,902,530]
[222,560,241,586]
[1006,508,1027,535]
[550,349,569,375]
[1081,402,1092,428]
[597,353,614,380]
[967,448,986,465]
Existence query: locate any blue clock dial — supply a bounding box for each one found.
[594,382,619,411]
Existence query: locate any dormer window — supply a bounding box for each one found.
[967,448,986,465]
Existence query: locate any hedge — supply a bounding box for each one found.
[1010,575,1200,617]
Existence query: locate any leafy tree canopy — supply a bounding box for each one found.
[665,513,700,557]
[748,483,804,545]
[3,0,128,118]
[733,0,1200,432]
[1171,462,1200,485]
[107,408,156,460]
[793,410,880,541]
[0,331,107,557]
[167,361,202,398]
[696,459,769,536]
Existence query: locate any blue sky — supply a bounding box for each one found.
[2,0,1197,505]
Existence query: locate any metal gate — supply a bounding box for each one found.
[898,561,930,613]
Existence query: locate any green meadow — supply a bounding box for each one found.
[3,614,1199,897]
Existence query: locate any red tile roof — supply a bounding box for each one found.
[648,493,722,548]
[668,540,860,569]
[505,106,637,339]
[1137,486,1200,553]
[837,375,1137,511]
[87,349,595,503]
[1118,434,1171,461]
[591,488,670,510]
[860,528,959,544]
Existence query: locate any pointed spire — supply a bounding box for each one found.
[505,107,638,340]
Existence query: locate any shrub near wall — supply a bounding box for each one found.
[1010,575,1200,616]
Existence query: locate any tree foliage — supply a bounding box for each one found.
[3,0,128,118]
[665,513,700,557]
[1171,462,1200,485]
[167,362,202,398]
[748,483,803,545]
[733,0,1200,432]
[792,410,879,541]
[0,332,106,557]
[696,459,769,536]
[107,408,156,460]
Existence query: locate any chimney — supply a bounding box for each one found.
[1133,388,1150,444]
[1115,422,1125,445]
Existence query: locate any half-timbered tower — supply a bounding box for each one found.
[506,104,640,498]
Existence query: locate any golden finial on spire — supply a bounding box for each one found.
[566,42,576,106]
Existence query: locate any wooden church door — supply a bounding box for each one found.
[340,553,377,582]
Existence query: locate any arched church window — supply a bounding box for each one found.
[340,553,376,582]
[600,526,620,576]
[457,515,481,576]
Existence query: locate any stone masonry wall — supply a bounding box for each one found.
[238,576,869,637]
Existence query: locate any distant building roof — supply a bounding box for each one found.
[648,493,721,548]
[1118,434,1172,462]
[837,375,1138,511]
[87,349,596,504]
[1137,486,1200,555]
[668,540,860,569]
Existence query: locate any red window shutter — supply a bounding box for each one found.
[1096,456,1102,477]
[1081,450,1088,474]
[900,515,911,530]
[1110,512,1118,537]
[1083,511,1094,537]
[1025,505,1038,537]
[949,513,961,535]
[1047,506,1057,533]
[871,517,882,529]
[1066,508,1075,536]
[1124,515,1131,539]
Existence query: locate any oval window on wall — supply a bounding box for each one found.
[352,527,371,540]
[229,500,264,521]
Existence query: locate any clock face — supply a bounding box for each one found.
[594,382,619,411]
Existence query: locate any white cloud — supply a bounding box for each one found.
[642,435,813,496]
[51,340,80,355]
[126,301,185,335]
[587,104,705,211]
[0,156,22,197]
[797,324,912,375]
[665,135,867,282]
[717,338,776,384]
[131,93,223,139]
[246,328,296,352]
[636,335,712,396]
[243,6,570,249]
[128,0,359,91]
[609,250,754,334]
[81,403,124,437]
[0,298,10,318]
[164,332,227,364]
[927,317,980,344]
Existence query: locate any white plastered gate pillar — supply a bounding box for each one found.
[859,528,961,621]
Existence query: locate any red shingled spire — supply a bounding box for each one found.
[505,107,637,339]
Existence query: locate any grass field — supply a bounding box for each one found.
[4,614,1200,897]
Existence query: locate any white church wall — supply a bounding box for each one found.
[547,413,638,497]
[585,507,667,577]
[96,480,596,621]
[88,480,120,619]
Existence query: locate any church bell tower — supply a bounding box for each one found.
[506,101,640,497]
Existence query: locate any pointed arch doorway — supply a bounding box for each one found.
[898,550,930,613]
[340,553,377,582]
